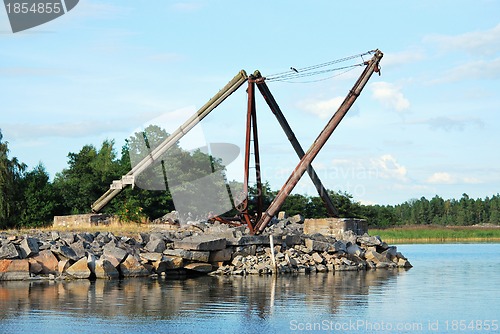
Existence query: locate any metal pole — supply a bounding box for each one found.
[250,77,264,222]
[254,50,383,233]
[241,78,255,233]
[254,72,339,217]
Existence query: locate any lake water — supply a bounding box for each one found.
[0,243,498,333]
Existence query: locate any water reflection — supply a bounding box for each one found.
[0,269,406,321]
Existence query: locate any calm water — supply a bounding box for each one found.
[0,243,498,334]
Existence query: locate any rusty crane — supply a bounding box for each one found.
[91,50,383,234]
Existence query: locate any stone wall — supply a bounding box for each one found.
[53,214,119,228]
[303,218,368,238]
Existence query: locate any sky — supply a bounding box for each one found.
[1,0,499,206]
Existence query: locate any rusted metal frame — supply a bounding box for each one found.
[250,82,264,222]
[240,78,257,233]
[253,72,339,218]
[254,50,383,233]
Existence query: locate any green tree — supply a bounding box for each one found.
[53,140,121,215]
[18,164,56,227]
[116,125,231,221]
[0,130,26,228]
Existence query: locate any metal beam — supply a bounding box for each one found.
[253,72,339,218]
[91,70,249,212]
[254,50,383,233]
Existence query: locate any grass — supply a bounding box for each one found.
[3,222,500,244]
[1,222,179,238]
[370,225,500,243]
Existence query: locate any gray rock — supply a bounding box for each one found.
[102,243,128,263]
[137,233,150,245]
[289,214,304,224]
[94,259,120,279]
[304,238,330,252]
[51,245,80,261]
[208,248,233,262]
[140,252,163,262]
[119,254,150,277]
[346,243,363,256]
[332,240,347,253]
[226,235,268,246]
[184,262,213,273]
[70,240,88,259]
[357,234,382,247]
[59,232,76,245]
[233,245,256,257]
[66,257,91,279]
[145,238,166,253]
[174,236,226,251]
[77,232,94,243]
[284,234,301,247]
[0,243,19,259]
[163,249,210,262]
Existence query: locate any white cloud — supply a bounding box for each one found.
[427,172,454,184]
[410,116,484,132]
[463,177,482,184]
[298,96,344,119]
[370,82,410,112]
[424,23,500,57]
[370,154,408,181]
[438,57,500,82]
[426,172,483,185]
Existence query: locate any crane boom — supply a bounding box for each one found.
[91,70,249,213]
[254,50,383,233]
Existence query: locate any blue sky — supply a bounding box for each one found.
[1,0,499,206]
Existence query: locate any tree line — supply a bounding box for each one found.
[1,127,499,229]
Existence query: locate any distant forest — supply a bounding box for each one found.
[1,127,499,229]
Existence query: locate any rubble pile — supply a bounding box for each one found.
[0,215,411,281]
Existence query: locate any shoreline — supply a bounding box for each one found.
[0,218,412,281]
[370,225,500,244]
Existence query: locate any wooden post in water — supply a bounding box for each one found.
[269,235,277,274]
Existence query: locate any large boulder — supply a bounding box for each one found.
[31,250,59,274]
[119,254,150,277]
[94,259,120,279]
[66,257,91,279]
[19,237,39,258]
[102,243,128,264]
[0,259,30,280]
[145,238,166,253]
[163,249,210,262]
[184,262,213,273]
[51,245,80,261]
[174,236,226,251]
[0,243,19,259]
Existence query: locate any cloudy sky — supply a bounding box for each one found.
[1,0,499,206]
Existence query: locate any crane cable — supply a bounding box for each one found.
[265,50,377,83]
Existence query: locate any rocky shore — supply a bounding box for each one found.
[0,216,412,281]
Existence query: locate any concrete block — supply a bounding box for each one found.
[174,236,226,251]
